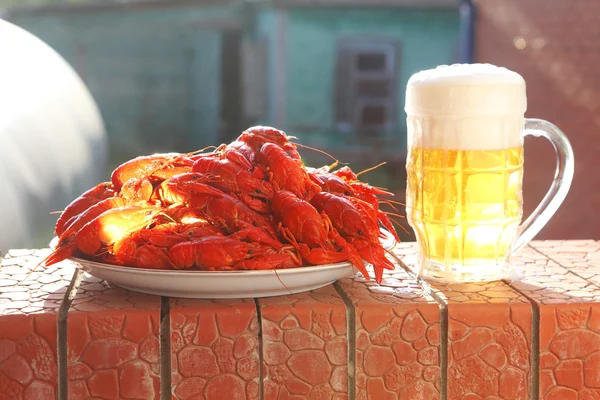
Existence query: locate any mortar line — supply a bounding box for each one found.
[529,243,600,289]
[253,298,264,400]
[504,276,540,400]
[526,242,600,397]
[390,252,448,400]
[431,295,448,400]
[159,297,172,400]
[503,243,553,400]
[333,282,356,400]
[57,268,84,400]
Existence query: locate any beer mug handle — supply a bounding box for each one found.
[513,118,575,252]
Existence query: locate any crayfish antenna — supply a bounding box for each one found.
[370,185,393,193]
[49,210,64,215]
[379,200,400,212]
[355,162,387,177]
[382,246,398,262]
[387,216,410,235]
[185,146,217,156]
[382,199,406,206]
[273,268,294,295]
[294,143,348,165]
[18,257,46,286]
[383,211,406,219]
[156,210,177,225]
[96,246,111,256]
[329,160,340,170]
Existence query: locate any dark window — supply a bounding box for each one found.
[357,53,386,71]
[361,105,387,126]
[335,37,399,135]
[357,79,390,97]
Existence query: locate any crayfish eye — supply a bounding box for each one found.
[248,250,253,255]
[345,191,351,196]
[192,174,199,180]
[252,222,259,227]
[358,230,364,236]
[254,189,260,194]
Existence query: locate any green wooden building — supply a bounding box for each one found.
[4,0,460,175]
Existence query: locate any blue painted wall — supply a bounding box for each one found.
[8,3,459,173]
[257,7,459,157]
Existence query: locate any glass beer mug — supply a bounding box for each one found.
[405,64,574,283]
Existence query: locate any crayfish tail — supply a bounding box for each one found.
[43,243,75,267]
[374,266,384,285]
[345,250,371,282]
[359,245,395,269]
[358,245,395,284]
[378,212,402,242]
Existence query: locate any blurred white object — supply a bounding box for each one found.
[0,20,107,252]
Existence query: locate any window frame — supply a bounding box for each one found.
[334,35,400,136]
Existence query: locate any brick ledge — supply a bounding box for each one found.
[0,240,599,399]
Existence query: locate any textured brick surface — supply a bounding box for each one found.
[0,249,74,315]
[0,249,73,400]
[530,240,600,286]
[475,0,600,240]
[257,286,348,400]
[444,296,531,400]
[512,241,600,399]
[395,243,533,400]
[338,264,441,400]
[67,273,161,400]
[170,298,259,400]
[4,241,600,399]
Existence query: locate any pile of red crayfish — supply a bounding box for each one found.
[44,126,402,283]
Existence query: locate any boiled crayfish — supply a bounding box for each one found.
[43,126,403,283]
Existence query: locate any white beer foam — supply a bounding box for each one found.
[406,64,527,150]
[407,63,525,88]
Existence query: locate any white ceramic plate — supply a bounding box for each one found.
[50,230,396,298]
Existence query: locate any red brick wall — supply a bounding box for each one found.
[474,0,600,239]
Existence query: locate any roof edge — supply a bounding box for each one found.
[271,0,459,8]
[2,0,458,17]
[2,0,237,17]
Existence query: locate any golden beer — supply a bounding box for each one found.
[405,64,529,282]
[405,63,573,283]
[406,146,524,266]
